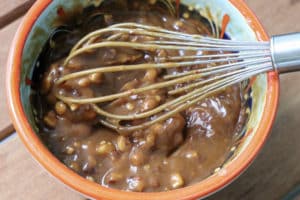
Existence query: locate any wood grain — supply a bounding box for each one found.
[0,0,35,141]
[245,0,300,35]
[0,0,35,29]
[0,134,84,200]
[0,124,14,141]
[0,19,22,140]
[0,1,35,140]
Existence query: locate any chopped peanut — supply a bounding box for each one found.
[128,177,145,192]
[69,103,79,111]
[55,101,67,115]
[130,149,146,166]
[144,69,157,81]
[117,136,128,152]
[125,102,135,111]
[170,173,184,189]
[107,172,123,183]
[65,146,75,155]
[43,111,57,128]
[69,162,80,172]
[185,150,198,159]
[77,77,90,87]
[86,176,95,182]
[96,141,115,155]
[89,72,103,83]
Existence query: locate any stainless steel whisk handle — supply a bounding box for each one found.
[271,32,300,73]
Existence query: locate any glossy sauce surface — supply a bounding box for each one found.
[32,0,246,192]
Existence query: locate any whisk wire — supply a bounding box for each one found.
[97,63,273,132]
[164,56,271,79]
[55,22,273,132]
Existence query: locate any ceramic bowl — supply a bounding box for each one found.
[6,0,279,199]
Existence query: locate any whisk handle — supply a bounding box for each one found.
[271,32,300,73]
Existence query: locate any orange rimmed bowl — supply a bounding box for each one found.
[6,0,279,199]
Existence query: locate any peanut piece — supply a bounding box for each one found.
[96,141,115,155]
[65,146,75,155]
[89,73,103,83]
[117,136,127,152]
[77,77,90,87]
[170,173,184,189]
[43,111,57,128]
[55,101,67,115]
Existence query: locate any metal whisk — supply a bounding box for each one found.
[55,23,300,132]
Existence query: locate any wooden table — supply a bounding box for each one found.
[1,1,300,199]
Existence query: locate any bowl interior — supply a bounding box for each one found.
[14,0,273,199]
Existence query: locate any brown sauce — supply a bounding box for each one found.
[32,0,247,192]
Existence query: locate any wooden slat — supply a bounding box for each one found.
[0,134,84,200]
[245,0,300,35]
[0,0,35,29]
[0,19,22,140]
[0,1,35,140]
[0,124,14,141]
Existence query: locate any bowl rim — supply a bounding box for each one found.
[6,0,279,199]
